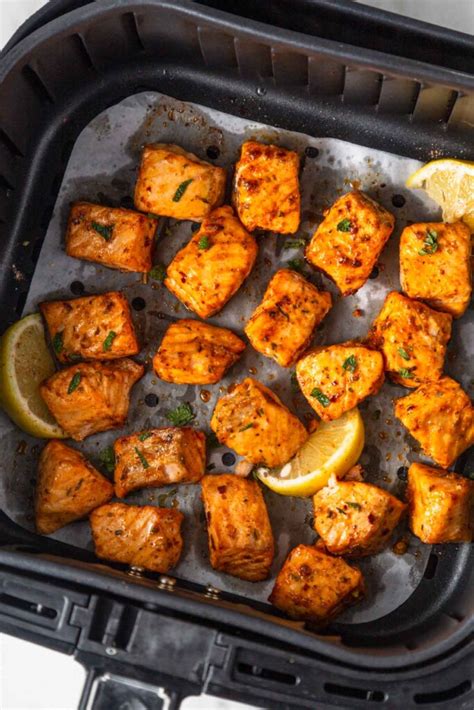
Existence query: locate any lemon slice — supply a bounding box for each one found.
[0,313,65,438]
[406,158,474,232]
[256,408,364,497]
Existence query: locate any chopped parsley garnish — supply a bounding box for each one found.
[276,304,289,320]
[198,236,210,250]
[172,179,193,202]
[134,446,149,469]
[99,446,115,474]
[67,353,81,362]
[91,221,114,241]
[283,238,307,250]
[336,507,347,516]
[342,354,358,373]
[157,488,178,506]
[287,258,305,274]
[311,388,330,407]
[239,423,254,432]
[149,264,167,282]
[418,229,438,255]
[139,431,152,441]
[346,501,362,511]
[103,330,117,352]
[399,368,415,379]
[337,218,352,232]
[398,347,410,360]
[52,331,63,355]
[146,212,160,220]
[166,402,195,426]
[67,372,81,394]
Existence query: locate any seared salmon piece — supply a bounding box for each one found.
[400,221,472,318]
[245,269,332,367]
[134,143,226,221]
[90,503,183,573]
[394,376,474,468]
[114,427,206,497]
[36,440,113,535]
[211,377,308,467]
[367,291,452,388]
[296,342,384,421]
[313,478,406,556]
[407,462,473,543]
[165,206,257,318]
[65,202,157,273]
[40,359,144,441]
[201,474,274,581]
[153,319,245,385]
[269,545,364,624]
[40,291,139,364]
[233,140,301,233]
[305,191,395,296]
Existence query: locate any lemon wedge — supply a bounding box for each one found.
[406,158,474,232]
[0,313,65,438]
[256,408,364,497]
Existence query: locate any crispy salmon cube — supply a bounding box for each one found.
[367,291,452,388]
[90,503,183,573]
[201,474,274,581]
[296,342,384,421]
[40,359,144,441]
[211,377,308,467]
[233,140,301,233]
[407,462,473,543]
[134,143,226,221]
[395,377,474,468]
[114,427,206,497]
[245,269,332,367]
[269,545,364,624]
[65,202,157,273]
[153,319,245,385]
[165,206,258,318]
[313,479,406,556]
[400,221,472,318]
[40,291,139,364]
[306,191,395,295]
[36,440,113,534]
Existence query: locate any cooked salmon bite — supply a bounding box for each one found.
[134,143,226,221]
[201,474,274,581]
[40,359,144,441]
[210,377,308,467]
[114,427,206,498]
[90,503,184,573]
[36,440,113,535]
[407,462,473,544]
[244,269,332,368]
[296,343,384,421]
[233,140,300,234]
[165,206,258,319]
[394,376,474,469]
[305,190,395,296]
[65,202,157,273]
[367,291,452,388]
[153,319,245,385]
[269,545,364,624]
[400,221,472,319]
[313,478,406,556]
[40,291,139,364]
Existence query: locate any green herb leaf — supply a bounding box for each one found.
[283,238,307,250]
[91,221,114,241]
[198,236,210,250]
[336,507,347,516]
[67,353,81,362]
[149,264,167,282]
[239,423,254,432]
[346,501,362,511]
[398,347,410,361]
[157,487,178,507]
[342,354,357,373]
[337,218,352,232]
[418,229,438,256]
[146,212,160,220]
[52,331,63,355]
[99,446,115,474]
[67,372,81,394]
[311,388,330,407]
[287,258,305,274]
[166,402,195,426]
[139,431,152,441]
[172,179,193,202]
[103,330,117,352]
[399,368,415,379]
[134,446,149,469]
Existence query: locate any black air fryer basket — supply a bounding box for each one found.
[0,1,473,708]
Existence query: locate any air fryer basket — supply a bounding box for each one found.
[0,1,473,708]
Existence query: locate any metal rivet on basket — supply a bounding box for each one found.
[158,575,177,590]
[128,565,145,577]
[256,87,267,96]
[105,646,117,656]
[205,585,220,599]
